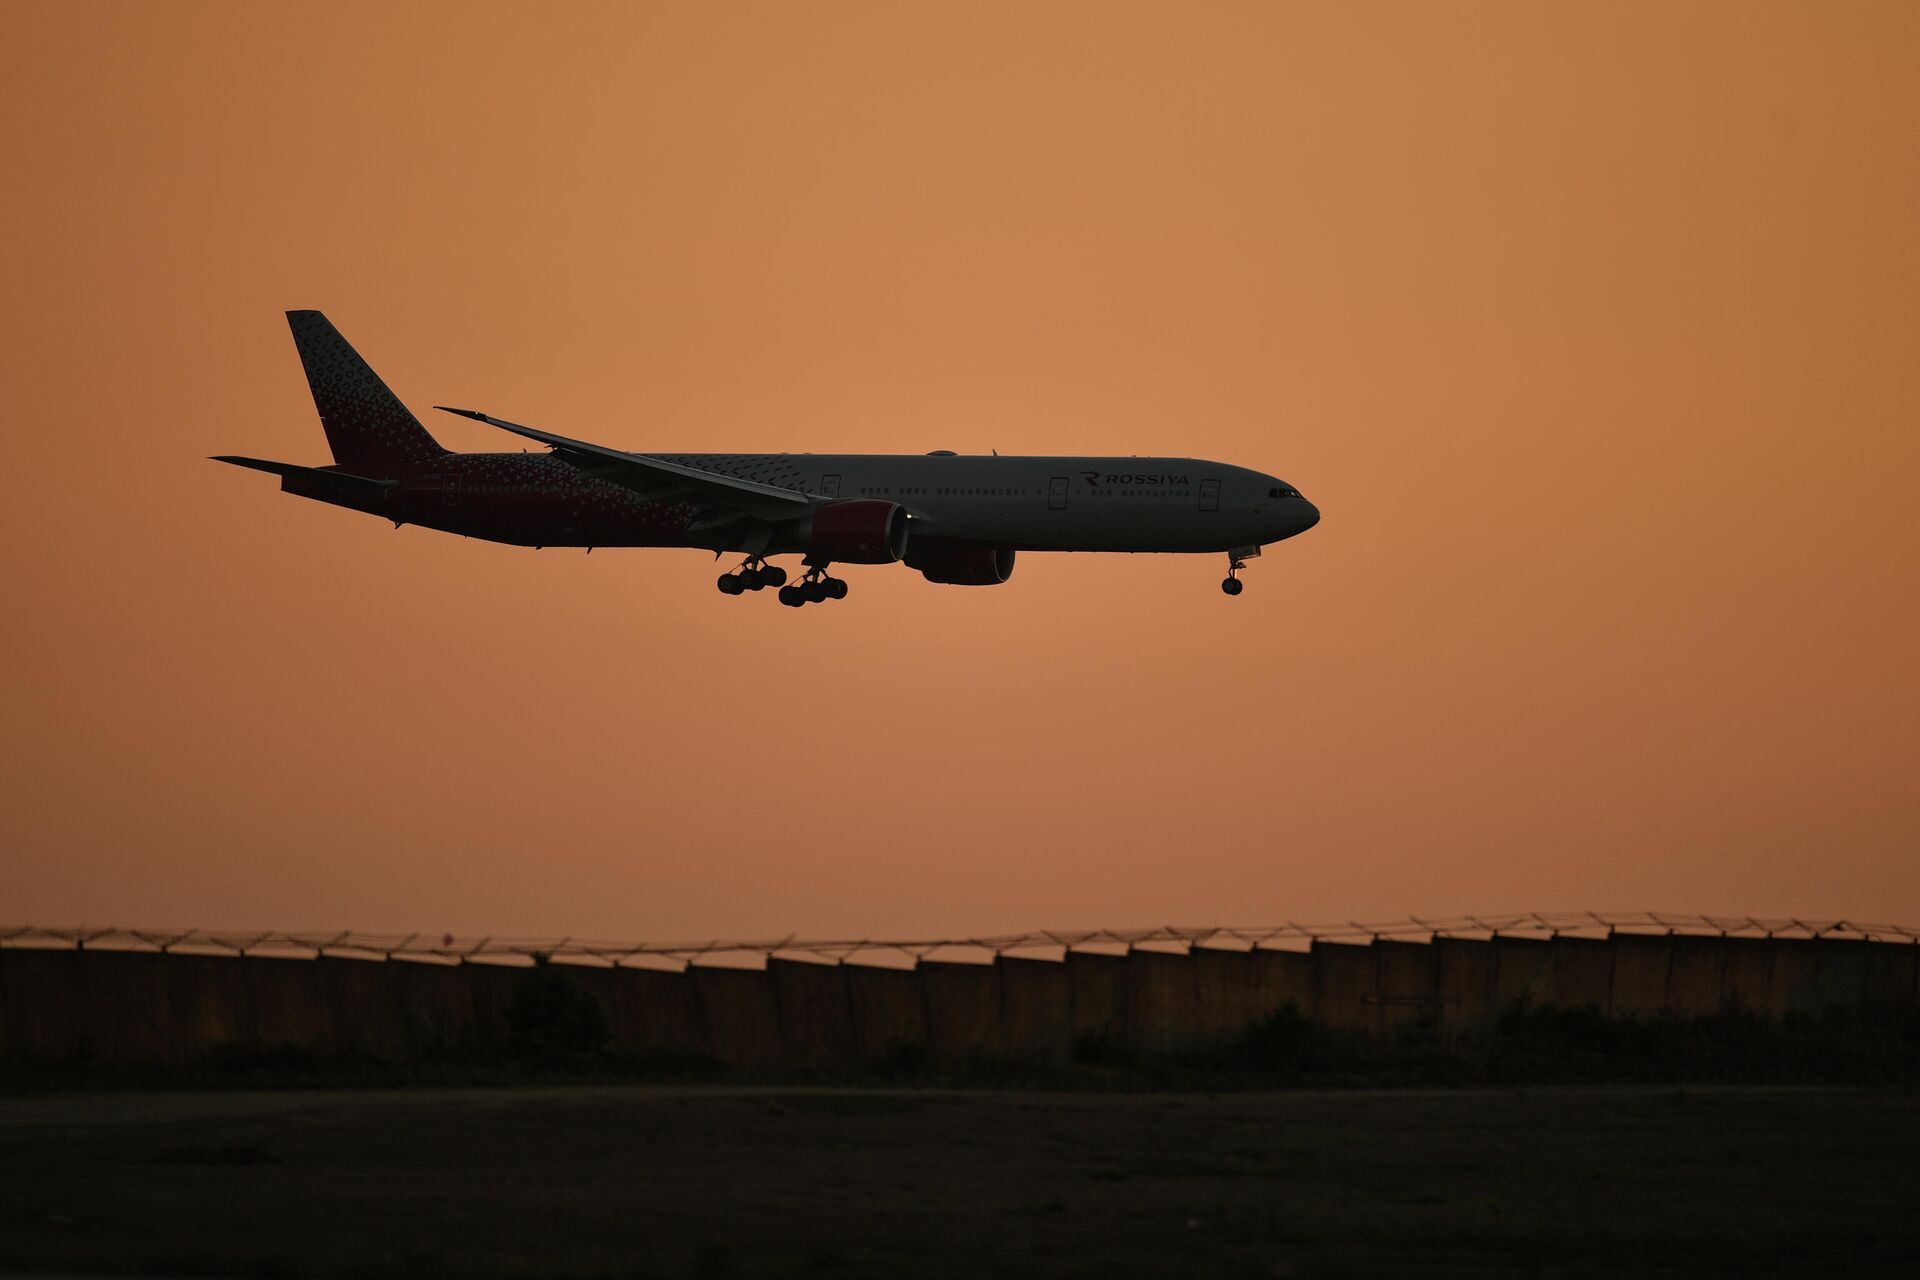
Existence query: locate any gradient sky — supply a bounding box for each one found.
[3,1,1915,941]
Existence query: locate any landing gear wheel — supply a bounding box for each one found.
[1221,547,1255,597]
[778,585,805,607]
[803,579,828,604]
[824,577,848,601]
[722,557,789,596]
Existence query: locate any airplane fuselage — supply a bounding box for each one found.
[296,450,1319,556]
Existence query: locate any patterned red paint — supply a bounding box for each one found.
[284,453,706,549]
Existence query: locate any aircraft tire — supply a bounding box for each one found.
[825,578,848,600]
[718,574,744,595]
[758,565,788,589]
[1221,577,1244,596]
[778,585,805,607]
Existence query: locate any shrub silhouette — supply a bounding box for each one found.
[1231,1002,1330,1071]
[504,963,611,1059]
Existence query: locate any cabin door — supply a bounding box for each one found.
[1198,478,1220,512]
[1048,476,1069,510]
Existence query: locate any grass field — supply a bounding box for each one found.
[1,1085,1916,1278]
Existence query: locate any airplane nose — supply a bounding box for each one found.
[1297,499,1320,533]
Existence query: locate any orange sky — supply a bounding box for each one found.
[3,1,1915,940]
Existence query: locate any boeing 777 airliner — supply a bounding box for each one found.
[216,312,1319,604]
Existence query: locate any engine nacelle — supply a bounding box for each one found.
[803,499,910,563]
[905,538,1016,585]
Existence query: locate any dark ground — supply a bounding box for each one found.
[1,1086,1915,1278]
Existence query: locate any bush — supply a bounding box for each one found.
[504,964,611,1060]
[1230,1002,1325,1071]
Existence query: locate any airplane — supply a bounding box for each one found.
[215,311,1320,604]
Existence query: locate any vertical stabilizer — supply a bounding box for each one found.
[286,310,445,470]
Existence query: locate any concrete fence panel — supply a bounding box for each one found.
[1247,949,1313,1020]
[1762,939,1878,1019]
[1810,940,1870,1015]
[1664,936,1728,1018]
[1862,943,1916,1014]
[240,953,334,1053]
[67,950,173,1063]
[1372,940,1439,1036]
[1492,936,1552,1011]
[1066,951,1130,1047]
[768,959,855,1069]
[171,954,249,1059]
[921,961,1001,1061]
[688,965,783,1068]
[1546,937,1614,1013]
[95,951,182,1063]
[314,955,421,1058]
[462,961,525,1051]
[401,959,486,1056]
[1188,948,1257,1040]
[1126,951,1199,1052]
[1759,939,1869,1018]
[1434,938,1497,1036]
[845,964,928,1061]
[373,957,465,1058]
[1310,942,1375,1031]
[1768,939,1825,1018]
[607,965,703,1060]
[0,949,54,1060]
[997,957,1072,1061]
[105,950,179,1062]
[1720,938,1776,1015]
[1607,934,1672,1018]
[3,950,84,1061]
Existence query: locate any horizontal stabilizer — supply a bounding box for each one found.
[211,455,397,494]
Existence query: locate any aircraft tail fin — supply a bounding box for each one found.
[286,310,446,471]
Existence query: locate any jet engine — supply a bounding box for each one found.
[905,538,1016,585]
[802,499,910,563]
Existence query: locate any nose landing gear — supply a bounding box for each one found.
[778,561,848,608]
[1221,545,1259,596]
[717,557,789,596]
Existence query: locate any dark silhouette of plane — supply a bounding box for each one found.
[217,311,1319,604]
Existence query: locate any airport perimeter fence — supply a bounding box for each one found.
[2,914,1916,1070]
[7,912,1917,966]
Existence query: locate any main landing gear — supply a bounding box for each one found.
[778,561,848,608]
[717,557,848,605]
[717,557,788,596]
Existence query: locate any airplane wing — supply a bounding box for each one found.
[433,407,811,510]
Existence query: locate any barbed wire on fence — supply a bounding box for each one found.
[1,913,1915,968]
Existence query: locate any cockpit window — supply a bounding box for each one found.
[1269,486,1300,499]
